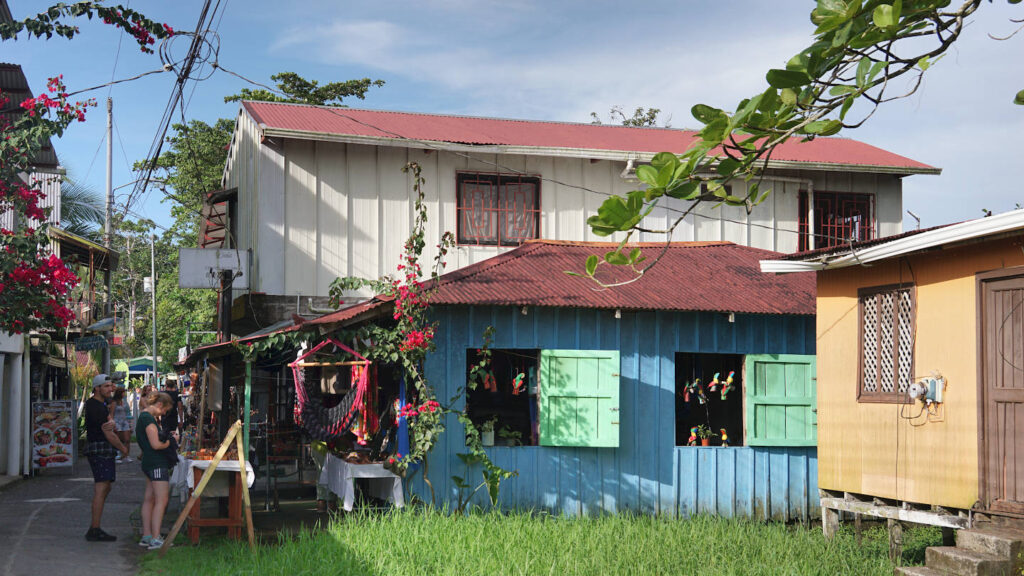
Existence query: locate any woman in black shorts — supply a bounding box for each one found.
[136,392,176,550]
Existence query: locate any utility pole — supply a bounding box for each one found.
[150,234,158,386]
[103,97,113,375]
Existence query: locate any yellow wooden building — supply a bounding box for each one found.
[762,209,1024,530]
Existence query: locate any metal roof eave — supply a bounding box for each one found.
[760,208,1024,274]
[259,126,938,176]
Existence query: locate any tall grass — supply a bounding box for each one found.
[141,509,941,576]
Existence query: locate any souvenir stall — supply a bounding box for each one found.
[169,347,256,544]
[289,336,406,511]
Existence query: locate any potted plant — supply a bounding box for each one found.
[498,425,522,447]
[479,416,497,447]
[696,425,717,447]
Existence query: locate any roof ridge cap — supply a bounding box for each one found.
[241,100,697,133]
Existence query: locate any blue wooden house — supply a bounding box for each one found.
[408,240,819,520]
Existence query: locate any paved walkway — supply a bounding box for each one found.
[0,449,149,576]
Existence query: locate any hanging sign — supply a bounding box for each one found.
[74,335,108,351]
[31,400,75,469]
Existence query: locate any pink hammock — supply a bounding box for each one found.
[288,337,371,441]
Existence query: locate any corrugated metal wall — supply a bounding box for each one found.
[409,305,818,519]
[1,171,61,231]
[221,109,904,298]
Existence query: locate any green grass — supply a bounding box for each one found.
[140,509,942,576]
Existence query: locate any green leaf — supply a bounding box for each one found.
[856,57,872,87]
[829,85,858,97]
[1015,89,1024,105]
[839,95,856,121]
[665,180,701,200]
[803,119,842,135]
[628,248,641,264]
[691,104,724,125]
[873,3,897,29]
[604,251,629,266]
[766,69,812,89]
[786,53,809,74]
[635,164,659,186]
[585,255,598,276]
[716,158,742,177]
[649,151,678,170]
[780,88,798,106]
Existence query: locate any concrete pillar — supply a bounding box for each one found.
[6,349,23,476]
[0,353,6,475]
[21,348,30,475]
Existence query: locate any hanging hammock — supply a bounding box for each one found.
[288,337,371,441]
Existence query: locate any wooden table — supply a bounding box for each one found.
[317,453,404,511]
[183,459,254,544]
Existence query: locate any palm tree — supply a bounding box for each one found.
[60,177,104,241]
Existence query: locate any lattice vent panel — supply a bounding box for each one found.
[861,294,879,393]
[879,292,895,393]
[897,289,914,394]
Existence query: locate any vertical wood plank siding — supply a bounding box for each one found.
[414,305,818,519]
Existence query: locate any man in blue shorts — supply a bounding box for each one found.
[83,374,130,542]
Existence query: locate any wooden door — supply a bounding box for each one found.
[980,273,1024,514]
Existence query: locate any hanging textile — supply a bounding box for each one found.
[350,363,380,445]
[288,337,372,441]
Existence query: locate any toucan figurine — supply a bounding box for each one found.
[708,372,720,392]
[720,371,736,400]
[687,427,698,446]
[719,428,729,447]
[684,379,701,403]
[696,382,708,405]
[512,372,525,395]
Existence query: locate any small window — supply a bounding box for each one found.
[798,191,875,251]
[466,349,540,446]
[859,284,914,403]
[675,353,744,447]
[465,348,621,448]
[456,172,540,246]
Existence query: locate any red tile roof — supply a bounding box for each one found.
[428,240,815,315]
[241,101,938,174]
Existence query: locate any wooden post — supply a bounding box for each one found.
[854,513,862,545]
[196,367,208,451]
[159,420,241,556]
[235,427,256,550]
[887,518,903,564]
[822,505,839,540]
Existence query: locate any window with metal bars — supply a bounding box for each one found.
[798,191,875,251]
[859,284,915,403]
[456,172,540,246]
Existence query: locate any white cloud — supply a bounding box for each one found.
[270,15,808,124]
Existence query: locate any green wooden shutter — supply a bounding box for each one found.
[539,350,620,447]
[744,354,817,447]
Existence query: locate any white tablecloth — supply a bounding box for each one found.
[169,456,255,500]
[317,453,404,511]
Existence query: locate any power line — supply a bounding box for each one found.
[122,0,219,216]
[105,0,129,99]
[112,118,135,177]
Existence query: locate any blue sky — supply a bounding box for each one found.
[5,0,1023,233]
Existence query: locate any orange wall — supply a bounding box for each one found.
[816,235,1024,508]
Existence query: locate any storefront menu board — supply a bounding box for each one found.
[32,400,75,469]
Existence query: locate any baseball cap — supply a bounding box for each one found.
[92,374,112,389]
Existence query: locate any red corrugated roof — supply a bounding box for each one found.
[428,240,815,315]
[241,101,936,173]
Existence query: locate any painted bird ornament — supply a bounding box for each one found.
[687,427,698,446]
[719,428,729,447]
[720,371,736,400]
